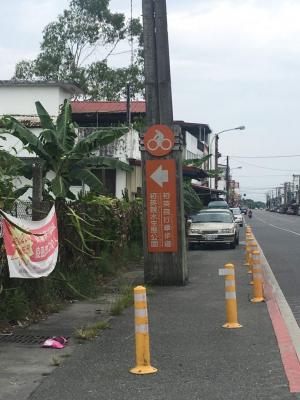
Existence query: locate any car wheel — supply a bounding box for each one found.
[229,240,236,249]
[235,235,239,245]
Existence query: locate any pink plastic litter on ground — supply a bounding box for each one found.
[41,336,68,349]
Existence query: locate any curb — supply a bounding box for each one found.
[249,228,300,392]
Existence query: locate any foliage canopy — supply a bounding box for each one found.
[14,0,144,100]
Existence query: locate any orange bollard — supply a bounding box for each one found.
[219,264,242,329]
[244,234,254,266]
[251,250,265,303]
[248,241,258,275]
[246,226,252,234]
[130,286,157,375]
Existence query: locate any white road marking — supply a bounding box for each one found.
[254,215,300,237]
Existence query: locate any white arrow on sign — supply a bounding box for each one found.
[150,165,169,187]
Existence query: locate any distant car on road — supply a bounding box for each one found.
[207,200,229,209]
[230,207,244,226]
[278,206,287,214]
[188,209,239,249]
[240,207,248,215]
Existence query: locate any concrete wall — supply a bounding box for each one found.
[0,128,42,157]
[126,165,142,200]
[115,170,127,199]
[113,128,141,162]
[184,131,203,160]
[0,86,72,116]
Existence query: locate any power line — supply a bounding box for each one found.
[235,174,291,177]
[230,159,300,172]
[240,187,278,189]
[230,154,300,159]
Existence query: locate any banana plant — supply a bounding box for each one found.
[1,100,131,199]
[0,149,31,209]
[183,153,211,168]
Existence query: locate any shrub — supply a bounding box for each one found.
[0,196,143,322]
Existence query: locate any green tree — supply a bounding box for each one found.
[14,0,143,100]
[1,100,131,200]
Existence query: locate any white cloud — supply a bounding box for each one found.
[0,0,69,79]
[169,1,300,81]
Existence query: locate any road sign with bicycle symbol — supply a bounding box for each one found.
[144,124,175,156]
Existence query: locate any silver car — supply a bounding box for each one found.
[230,207,244,227]
[188,209,239,249]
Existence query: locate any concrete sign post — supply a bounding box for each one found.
[141,123,187,285]
[142,0,187,285]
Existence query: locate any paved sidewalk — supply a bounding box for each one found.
[23,242,300,400]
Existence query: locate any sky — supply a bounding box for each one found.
[2,0,300,201]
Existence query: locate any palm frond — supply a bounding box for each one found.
[0,149,24,172]
[183,154,211,167]
[72,128,128,155]
[12,185,32,199]
[35,101,55,131]
[183,182,203,215]
[56,100,76,151]
[70,168,103,193]
[51,175,68,198]
[2,116,50,161]
[75,156,133,172]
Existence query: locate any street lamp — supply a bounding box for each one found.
[209,126,245,189]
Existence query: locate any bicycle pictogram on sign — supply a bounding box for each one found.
[144,124,175,157]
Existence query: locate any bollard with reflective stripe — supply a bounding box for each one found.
[219,264,242,329]
[251,250,265,303]
[130,286,157,375]
[244,234,254,266]
[248,241,258,275]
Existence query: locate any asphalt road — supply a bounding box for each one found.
[27,238,295,400]
[248,210,300,326]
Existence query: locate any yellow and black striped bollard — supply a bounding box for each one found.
[219,263,242,329]
[251,250,265,303]
[130,286,157,375]
[248,241,258,276]
[244,234,254,267]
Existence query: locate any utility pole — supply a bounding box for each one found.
[226,156,230,204]
[142,0,159,126]
[126,83,131,125]
[141,0,187,285]
[214,134,219,189]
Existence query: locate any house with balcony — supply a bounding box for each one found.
[0,80,213,205]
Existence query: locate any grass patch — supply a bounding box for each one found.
[51,356,61,367]
[74,320,111,340]
[60,353,71,358]
[110,284,134,316]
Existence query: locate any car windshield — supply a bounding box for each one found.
[191,213,233,223]
[208,202,228,208]
[231,209,241,215]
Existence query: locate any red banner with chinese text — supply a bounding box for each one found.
[2,206,58,278]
